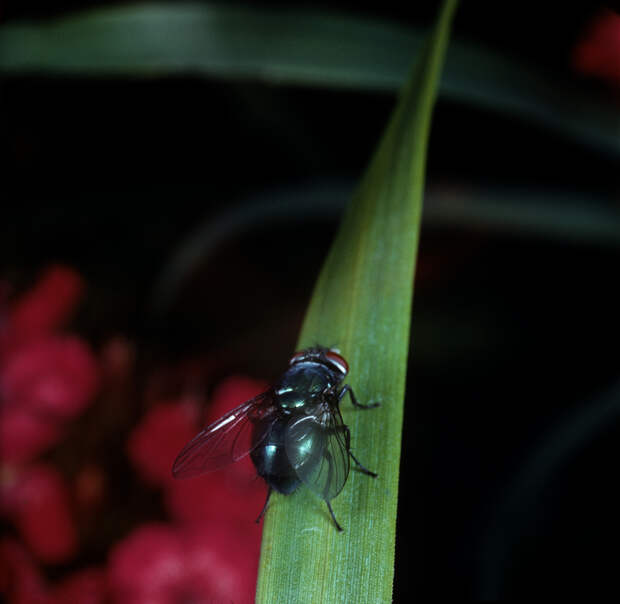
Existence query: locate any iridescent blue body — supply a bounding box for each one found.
[250,361,338,495]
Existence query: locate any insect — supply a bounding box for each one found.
[172,346,378,531]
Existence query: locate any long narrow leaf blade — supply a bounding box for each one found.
[1,3,618,156]
[255,1,457,602]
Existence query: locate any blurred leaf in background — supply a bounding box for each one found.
[1,3,618,156]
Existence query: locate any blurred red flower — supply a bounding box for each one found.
[573,10,620,87]
[206,375,270,423]
[0,539,48,604]
[2,265,271,603]
[1,265,84,356]
[123,376,267,602]
[0,408,62,465]
[1,336,99,420]
[108,522,259,604]
[165,455,267,527]
[163,376,269,525]
[50,568,106,604]
[1,464,78,564]
[127,398,201,487]
[129,375,268,492]
[0,539,106,604]
[0,266,99,465]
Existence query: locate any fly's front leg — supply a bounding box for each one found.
[326,501,343,532]
[338,384,380,409]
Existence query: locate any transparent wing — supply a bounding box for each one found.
[172,391,277,479]
[284,405,350,501]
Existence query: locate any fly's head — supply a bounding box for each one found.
[288,347,349,382]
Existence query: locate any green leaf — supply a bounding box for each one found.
[255,1,457,601]
[0,3,421,86]
[1,3,618,156]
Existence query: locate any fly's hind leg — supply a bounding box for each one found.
[326,501,343,532]
[255,487,272,524]
[338,384,380,409]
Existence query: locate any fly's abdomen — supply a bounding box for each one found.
[251,420,300,495]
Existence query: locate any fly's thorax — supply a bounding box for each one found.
[274,362,339,411]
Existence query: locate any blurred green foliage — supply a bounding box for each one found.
[1,2,618,156]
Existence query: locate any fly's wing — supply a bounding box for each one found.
[172,391,277,479]
[284,405,350,501]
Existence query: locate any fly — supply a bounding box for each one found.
[171,346,378,531]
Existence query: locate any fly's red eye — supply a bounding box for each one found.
[325,350,348,375]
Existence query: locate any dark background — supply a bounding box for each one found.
[2,1,620,600]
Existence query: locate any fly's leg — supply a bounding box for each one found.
[323,428,376,532]
[255,487,272,524]
[349,450,377,478]
[321,449,344,532]
[326,501,343,532]
[333,424,378,478]
[338,384,380,409]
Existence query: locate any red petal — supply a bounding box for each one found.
[181,522,260,604]
[127,400,200,487]
[573,10,620,86]
[107,522,260,603]
[1,336,99,419]
[9,266,84,344]
[165,466,267,526]
[51,568,106,604]
[0,539,49,604]
[11,464,78,564]
[206,376,269,424]
[0,407,62,464]
[107,524,185,602]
